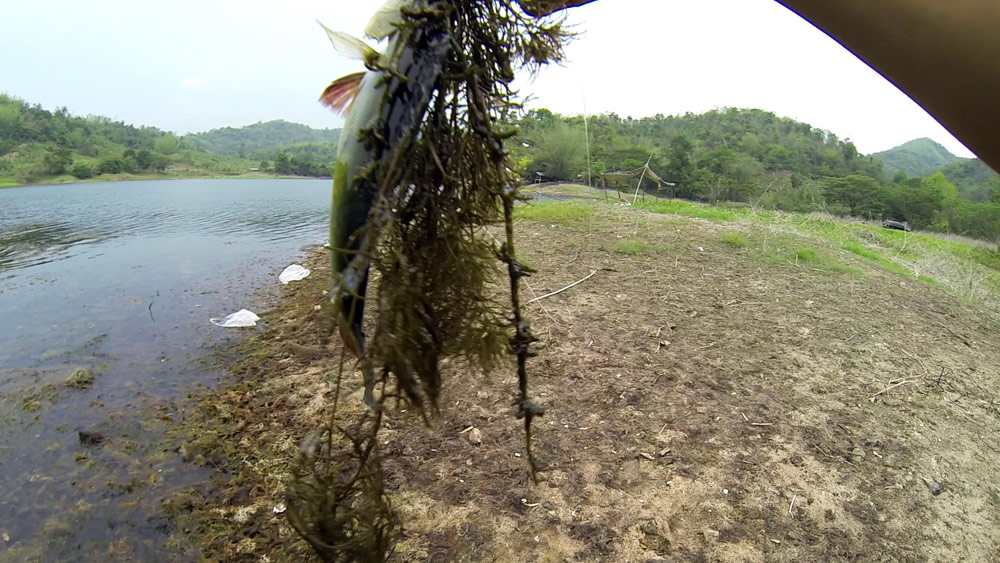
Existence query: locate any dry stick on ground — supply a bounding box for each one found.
[523,280,559,325]
[870,379,911,401]
[527,270,598,304]
[901,349,930,375]
[933,320,973,347]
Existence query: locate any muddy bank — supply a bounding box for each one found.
[168,202,1000,561]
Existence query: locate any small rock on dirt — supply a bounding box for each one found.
[467,428,482,446]
[77,429,104,446]
[703,529,719,543]
[789,454,804,467]
[850,447,866,458]
[924,477,942,496]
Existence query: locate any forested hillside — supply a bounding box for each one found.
[511,107,999,241]
[936,157,1000,203]
[872,137,963,177]
[184,120,340,157]
[0,96,342,185]
[0,94,260,185]
[185,121,342,177]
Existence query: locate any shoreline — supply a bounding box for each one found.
[0,173,331,189]
[163,198,1000,561]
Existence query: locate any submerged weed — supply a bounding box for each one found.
[64,369,96,389]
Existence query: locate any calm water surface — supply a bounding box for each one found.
[0,179,330,559]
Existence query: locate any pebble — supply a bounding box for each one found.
[924,477,942,496]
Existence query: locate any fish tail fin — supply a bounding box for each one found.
[365,0,407,40]
[317,21,379,63]
[319,72,365,114]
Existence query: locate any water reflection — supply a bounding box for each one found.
[0,222,113,271]
[0,179,330,559]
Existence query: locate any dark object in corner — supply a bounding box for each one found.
[882,220,911,232]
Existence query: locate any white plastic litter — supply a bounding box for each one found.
[279,264,311,284]
[210,309,260,327]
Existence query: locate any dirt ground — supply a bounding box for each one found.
[169,201,1000,562]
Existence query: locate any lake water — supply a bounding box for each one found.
[0,179,331,559]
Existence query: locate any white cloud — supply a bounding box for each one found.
[181,76,204,88]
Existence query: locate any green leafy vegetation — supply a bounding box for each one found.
[515,200,594,223]
[511,108,999,243]
[720,232,747,248]
[184,119,340,156]
[529,184,998,299]
[0,95,342,185]
[613,240,651,255]
[185,120,342,177]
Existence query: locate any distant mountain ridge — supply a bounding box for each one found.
[186,120,341,157]
[872,138,963,177]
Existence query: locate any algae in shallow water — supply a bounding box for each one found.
[64,368,96,389]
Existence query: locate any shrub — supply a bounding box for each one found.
[71,163,93,179]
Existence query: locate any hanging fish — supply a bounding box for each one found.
[319,0,452,408]
[290,4,568,558]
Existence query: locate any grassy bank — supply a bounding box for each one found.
[166,189,1000,561]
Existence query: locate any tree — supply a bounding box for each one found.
[154,135,180,155]
[822,174,886,217]
[886,177,942,226]
[135,149,154,169]
[71,163,94,179]
[98,158,124,174]
[530,122,584,181]
[43,146,73,174]
[151,154,170,172]
[274,152,293,174]
[923,171,959,229]
[664,134,693,196]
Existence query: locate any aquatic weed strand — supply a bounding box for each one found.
[287,1,568,559]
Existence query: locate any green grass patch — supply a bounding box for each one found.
[613,240,651,255]
[635,199,746,222]
[841,241,939,285]
[794,248,818,263]
[720,232,747,248]
[525,183,605,200]
[516,200,594,223]
[970,247,1000,271]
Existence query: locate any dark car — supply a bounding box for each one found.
[882,220,911,232]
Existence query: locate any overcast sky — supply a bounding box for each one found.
[0,0,975,157]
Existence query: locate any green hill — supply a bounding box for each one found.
[0,96,344,185]
[511,108,999,241]
[871,137,962,176]
[0,94,264,185]
[185,120,341,157]
[937,158,1000,202]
